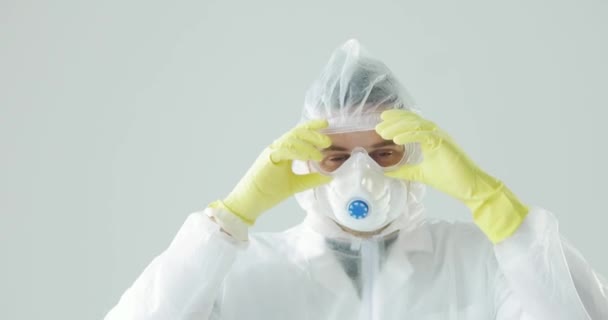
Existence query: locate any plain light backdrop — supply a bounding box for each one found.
[1,0,607,319]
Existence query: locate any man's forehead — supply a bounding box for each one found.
[325,130,395,149]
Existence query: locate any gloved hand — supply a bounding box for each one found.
[211,120,332,225]
[375,109,529,243]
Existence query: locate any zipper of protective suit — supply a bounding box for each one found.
[359,238,380,320]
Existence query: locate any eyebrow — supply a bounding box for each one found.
[323,140,397,152]
[323,145,350,152]
[370,140,397,148]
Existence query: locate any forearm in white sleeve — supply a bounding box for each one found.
[104,208,247,320]
[494,206,608,319]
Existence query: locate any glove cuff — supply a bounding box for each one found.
[467,184,530,244]
[207,201,251,241]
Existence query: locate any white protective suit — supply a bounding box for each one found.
[105,40,608,320]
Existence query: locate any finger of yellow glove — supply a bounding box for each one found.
[380,109,420,121]
[374,117,402,133]
[392,130,438,147]
[376,119,435,140]
[270,138,323,163]
[299,119,329,131]
[293,127,332,149]
[292,172,332,193]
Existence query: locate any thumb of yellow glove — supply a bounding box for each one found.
[211,120,332,225]
[377,109,528,243]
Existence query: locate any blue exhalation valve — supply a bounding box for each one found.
[348,199,370,219]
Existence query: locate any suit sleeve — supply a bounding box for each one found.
[104,208,247,320]
[493,206,608,319]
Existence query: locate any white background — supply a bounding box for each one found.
[1,0,607,319]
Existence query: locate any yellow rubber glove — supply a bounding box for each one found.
[211,120,332,225]
[375,109,529,243]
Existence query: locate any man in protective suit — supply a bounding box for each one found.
[105,40,608,320]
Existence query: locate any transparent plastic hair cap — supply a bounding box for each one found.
[300,39,418,134]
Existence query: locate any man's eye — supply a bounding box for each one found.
[372,150,395,158]
[328,155,349,162]
[376,150,394,157]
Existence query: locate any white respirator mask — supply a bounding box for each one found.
[310,147,409,232]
